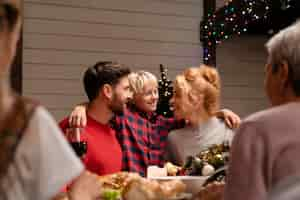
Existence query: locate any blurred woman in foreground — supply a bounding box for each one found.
[0,1,101,199]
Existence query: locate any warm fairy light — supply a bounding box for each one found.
[201,0,277,64]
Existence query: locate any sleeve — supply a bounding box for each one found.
[58,117,69,133]
[165,132,182,165]
[165,136,175,163]
[224,121,268,200]
[165,142,177,165]
[162,117,185,132]
[272,138,300,185]
[27,107,84,200]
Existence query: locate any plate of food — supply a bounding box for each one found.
[147,165,208,195]
[98,172,187,200]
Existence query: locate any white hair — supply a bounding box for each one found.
[128,71,158,94]
[265,20,300,79]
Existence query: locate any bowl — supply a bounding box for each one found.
[149,176,208,195]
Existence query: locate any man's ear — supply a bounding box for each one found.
[279,60,290,89]
[102,84,113,99]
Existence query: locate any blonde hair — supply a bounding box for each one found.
[174,65,221,115]
[128,71,158,94]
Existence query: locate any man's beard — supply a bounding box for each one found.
[109,93,125,115]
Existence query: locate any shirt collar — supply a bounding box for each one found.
[127,103,158,122]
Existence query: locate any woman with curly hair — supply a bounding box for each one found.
[167,65,234,165]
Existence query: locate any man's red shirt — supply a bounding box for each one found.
[60,115,122,176]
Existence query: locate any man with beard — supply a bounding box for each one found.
[59,62,132,176]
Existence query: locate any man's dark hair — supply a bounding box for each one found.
[83,61,130,101]
[0,2,20,31]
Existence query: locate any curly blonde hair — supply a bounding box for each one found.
[128,71,158,95]
[174,65,221,116]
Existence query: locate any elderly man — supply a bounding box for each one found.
[224,20,300,200]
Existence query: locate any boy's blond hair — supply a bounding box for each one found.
[128,71,158,95]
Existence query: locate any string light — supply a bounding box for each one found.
[202,0,296,63]
[157,64,174,117]
[280,0,292,10]
[202,0,273,62]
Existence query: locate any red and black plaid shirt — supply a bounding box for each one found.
[112,104,184,177]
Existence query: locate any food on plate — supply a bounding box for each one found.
[201,164,215,176]
[98,172,186,200]
[99,172,140,190]
[164,162,182,176]
[179,142,230,177]
[123,178,186,200]
[162,142,230,190]
[98,172,139,200]
[101,189,122,200]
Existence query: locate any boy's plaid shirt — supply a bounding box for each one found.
[112,105,184,177]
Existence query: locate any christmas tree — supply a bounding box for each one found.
[156,64,174,118]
